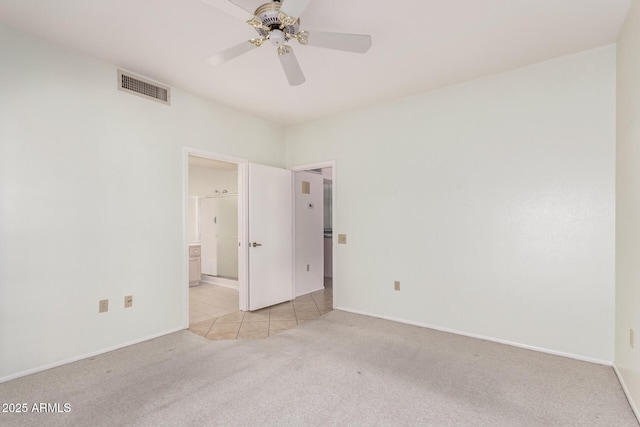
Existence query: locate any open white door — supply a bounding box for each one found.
[248,163,293,310]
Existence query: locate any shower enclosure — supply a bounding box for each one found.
[198,194,238,280]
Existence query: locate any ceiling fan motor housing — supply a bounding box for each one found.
[254,2,300,41]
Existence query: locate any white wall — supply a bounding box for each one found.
[286,46,616,362]
[0,23,284,380]
[294,171,324,296]
[616,0,640,414]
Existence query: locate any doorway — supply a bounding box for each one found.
[291,161,336,307]
[183,148,249,329]
[187,154,240,325]
[183,150,336,334]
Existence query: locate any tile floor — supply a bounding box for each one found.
[188,278,333,340]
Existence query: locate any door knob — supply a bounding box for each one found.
[252,242,262,247]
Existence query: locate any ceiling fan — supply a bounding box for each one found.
[201,0,372,86]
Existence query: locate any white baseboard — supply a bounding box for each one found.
[199,275,238,289]
[335,307,613,366]
[613,363,640,423]
[0,326,185,384]
[296,286,325,298]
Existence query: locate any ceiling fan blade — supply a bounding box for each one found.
[205,41,257,67]
[200,0,255,22]
[279,0,312,18]
[304,31,372,53]
[278,47,306,86]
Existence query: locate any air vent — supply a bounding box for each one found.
[117,70,170,105]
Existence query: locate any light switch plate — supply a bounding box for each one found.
[124,295,133,308]
[301,181,310,194]
[394,281,400,291]
[338,234,347,244]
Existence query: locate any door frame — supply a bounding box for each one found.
[289,160,337,308]
[182,147,249,329]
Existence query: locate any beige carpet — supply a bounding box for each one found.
[1,310,637,426]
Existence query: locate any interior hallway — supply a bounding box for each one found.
[188,278,333,340]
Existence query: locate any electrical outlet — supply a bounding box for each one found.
[124,295,133,308]
[394,281,400,291]
[338,234,347,244]
[631,329,635,349]
[306,264,310,272]
[99,299,109,313]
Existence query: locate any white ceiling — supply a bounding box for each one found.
[0,0,631,126]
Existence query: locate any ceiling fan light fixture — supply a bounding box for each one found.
[270,29,286,46]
